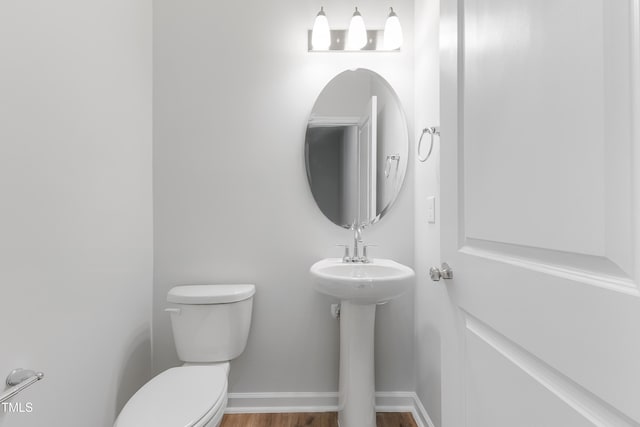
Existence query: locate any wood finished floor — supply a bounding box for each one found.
[220,412,418,427]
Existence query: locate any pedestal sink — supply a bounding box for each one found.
[310,258,415,427]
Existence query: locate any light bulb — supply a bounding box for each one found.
[347,7,367,50]
[311,7,331,50]
[383,7,403,50]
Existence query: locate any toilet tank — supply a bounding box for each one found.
[166,284,255,363]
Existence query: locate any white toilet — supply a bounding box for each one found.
[114,284,255,427]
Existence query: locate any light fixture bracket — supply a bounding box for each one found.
[307,29,400,52]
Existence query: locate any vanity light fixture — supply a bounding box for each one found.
[311,7,331,50]
[307,6,402,52]
[346,7,367,50]
[383,7,403,50]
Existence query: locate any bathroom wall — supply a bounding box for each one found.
[153,0,416,399]
[413,0,443,425]
[0,1,152,426]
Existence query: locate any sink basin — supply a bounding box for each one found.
[310,258,415,304]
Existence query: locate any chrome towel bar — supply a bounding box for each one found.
[0,369,44,404]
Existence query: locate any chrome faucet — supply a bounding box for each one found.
[353,225,363,261]
[338,224,374,263]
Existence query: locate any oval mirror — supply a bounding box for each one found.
[305,69,409,228]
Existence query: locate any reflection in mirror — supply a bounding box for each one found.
[305,69,408,229]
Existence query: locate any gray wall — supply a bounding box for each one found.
[0,1,153,426]
[414,0,443,425]
[306,126,346,224]
[153,0,416,395]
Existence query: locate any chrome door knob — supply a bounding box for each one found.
[430,263,453,281]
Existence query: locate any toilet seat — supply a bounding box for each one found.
[114,365,227,427]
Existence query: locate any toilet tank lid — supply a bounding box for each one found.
[167,284,255,304]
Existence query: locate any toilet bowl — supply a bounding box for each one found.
[114,284,255,427]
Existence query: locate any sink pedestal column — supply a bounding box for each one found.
[338,301,376,427]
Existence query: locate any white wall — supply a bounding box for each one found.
[0,1,153,426]
[153,0,416,397]
[414,0,443,425]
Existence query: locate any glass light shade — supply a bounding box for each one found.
[311,7,331,50]
[383,8,403,50]
[346,7,367,50]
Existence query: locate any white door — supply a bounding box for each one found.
[439,1,640,426]
[358,96,378,225]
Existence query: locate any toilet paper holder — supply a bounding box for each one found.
[0,368,44,404]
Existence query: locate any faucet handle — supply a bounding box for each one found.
[362,244,377,262]
[336,244,351,262]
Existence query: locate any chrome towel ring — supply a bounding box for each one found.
[384,154,401,178]
[417,126,440,162]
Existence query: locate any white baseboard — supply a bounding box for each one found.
[226,391,435,427]
[375,392,435,427]
[226,391,338,414]
[410,394,436,427]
